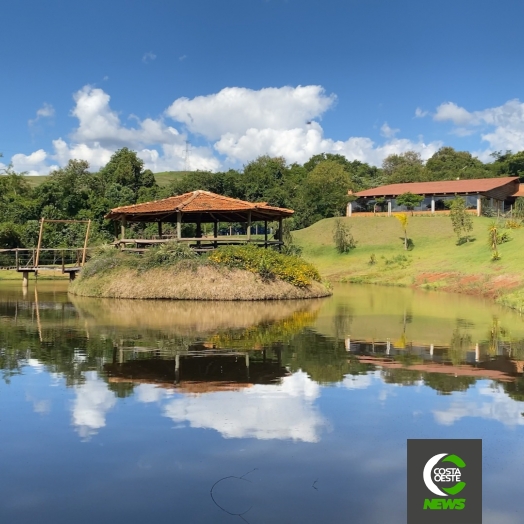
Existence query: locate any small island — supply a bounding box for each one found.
[69,243,331,300]
[69,190,330,301]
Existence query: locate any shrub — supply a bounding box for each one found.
[209,244,321,287]
[332,219,357,253]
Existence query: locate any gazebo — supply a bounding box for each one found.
[105,190,294,251]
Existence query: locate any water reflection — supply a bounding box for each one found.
[2,282,524,523]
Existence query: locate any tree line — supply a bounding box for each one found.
[1,146,524,249]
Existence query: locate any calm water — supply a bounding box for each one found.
[1,282,524,524]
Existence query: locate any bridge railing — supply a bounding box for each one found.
[0,248,92,271]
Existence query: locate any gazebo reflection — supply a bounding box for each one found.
[105,342,288,394]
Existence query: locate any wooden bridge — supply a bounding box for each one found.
[0,218,91,287]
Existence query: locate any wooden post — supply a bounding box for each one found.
[15,249,19,271]
[177,211,182,240]
[387,200,392,217]
[264,220,268,248]
[431,197,435,214]
[278,217,283,251]
[247,210,252,241]
[120,216,127,240]
[196,219,202,247]
[35,218,45,269]
[81,219,91,267]
[22,271,29,288]
[213,221,218,248]
[158,221,163,239]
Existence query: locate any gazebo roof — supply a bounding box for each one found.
[105,190,294,223]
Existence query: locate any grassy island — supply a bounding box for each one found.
[69,244,331,301]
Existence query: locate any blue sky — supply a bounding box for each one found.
[2,0,524,175]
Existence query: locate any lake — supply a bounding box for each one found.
[1,281,523,523]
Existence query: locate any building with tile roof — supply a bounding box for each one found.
[348,176,520,216]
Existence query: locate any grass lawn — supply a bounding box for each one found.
[18,171,189,188]
[293,215,524,309]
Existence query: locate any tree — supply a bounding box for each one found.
[395,213,409,250]
[299,161,352,226]
[396,192,424,215]
[382,151,426,183]
[425,147,489,180]
[487,222,500,260]
[332,219,356,253]
[449,197,473,243]
[100,148,156,197]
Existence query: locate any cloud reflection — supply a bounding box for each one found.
[163,371,325,442]
[433,384,524,427]
[71,372,116,439]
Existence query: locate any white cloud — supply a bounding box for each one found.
[163,371,325,442]
[135,384,173,403]
[433,383,524,427]
[415,107,428,118]
[434,101,475,126]
[166,85,337,140]
[142,52,156,63]
[10,84,459,175]
[380,122,400,138]
[28,102,55,126]
[71,372,116,439]
[433,98,524,156]
[11,149,58,176]
[179,54,187,61]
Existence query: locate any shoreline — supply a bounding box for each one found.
[68,265,332,301]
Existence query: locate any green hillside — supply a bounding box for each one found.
[293,215,524,310]
[18,171,189,188]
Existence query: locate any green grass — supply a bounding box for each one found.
[293,215,524,309]
[19,171,190,187]
[153,171,189,186]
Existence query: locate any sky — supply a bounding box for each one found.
[2,0,524,176]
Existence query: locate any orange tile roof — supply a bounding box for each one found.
[105,190,294,219]
[354,176,519,198]
[513,184,524,197]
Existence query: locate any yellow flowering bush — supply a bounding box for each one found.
[209,244,321,287]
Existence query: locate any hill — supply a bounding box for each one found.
[293,215,524,310]
[17,171,189,188]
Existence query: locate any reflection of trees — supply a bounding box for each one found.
[333,305,353,341]
[423,373,477,395]
[448,328,473,365]
[381,368,420,386]
[283,329,372,384]
[499,377,524,402]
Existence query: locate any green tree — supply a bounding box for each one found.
[100,148,156,197]
[332,219,356,253]
[426,147,489,180]
[299,161,352,226]
[382,151,426,183]
[449,196,473,243]
[396,192,424,215]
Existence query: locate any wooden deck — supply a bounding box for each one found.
[113,237,283,251]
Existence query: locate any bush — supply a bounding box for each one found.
[209,244,321,287]
[332,219,357,253]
